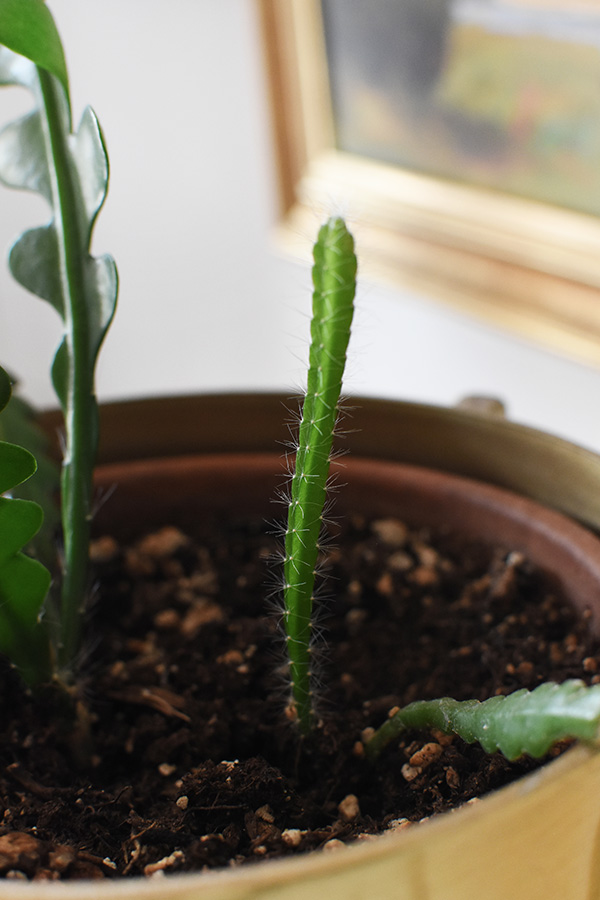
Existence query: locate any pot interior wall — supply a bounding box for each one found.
[42,393,600,530]
[94,452,600,633]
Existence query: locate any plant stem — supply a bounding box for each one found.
[37,68,97,677]
[284,217,357,733]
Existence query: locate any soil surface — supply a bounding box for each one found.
[1,512,599,881]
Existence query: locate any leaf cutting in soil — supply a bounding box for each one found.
[365,680,600,761]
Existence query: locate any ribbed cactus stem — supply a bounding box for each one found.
[283,217,357,733]
[364,681,600,762]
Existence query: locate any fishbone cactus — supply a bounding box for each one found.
[0,366,51,685]
[0,1,118,680]
[365,680,600,761]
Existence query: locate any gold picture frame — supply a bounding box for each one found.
[258,0,600,365]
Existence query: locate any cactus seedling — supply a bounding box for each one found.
[282,216,357,733]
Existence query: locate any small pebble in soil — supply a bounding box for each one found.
[281,829,303,848]
[371,519,408,546]
[337,794,360,822]
[386,818,411,832]
[409,743,443,770]
[322,840,346,853]
[401,763,423,782]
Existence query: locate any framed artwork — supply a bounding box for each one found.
[258,0,600,365]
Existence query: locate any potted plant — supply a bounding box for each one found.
[1,4,600,898]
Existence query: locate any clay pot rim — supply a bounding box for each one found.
[41,391,600,530]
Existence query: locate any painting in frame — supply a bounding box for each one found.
[258,0,600,366]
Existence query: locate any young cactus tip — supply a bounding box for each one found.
[282,216,357,734]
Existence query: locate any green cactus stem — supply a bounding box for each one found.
[283,216,357,733]
[364,681,600,762]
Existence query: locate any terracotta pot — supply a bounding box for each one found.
[39,392,600,527]
[21,393,600,899]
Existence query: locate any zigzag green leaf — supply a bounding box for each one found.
[365,680,600,762]
[0,367,51,685]
[0,42,118,677]
[0,370,60,573]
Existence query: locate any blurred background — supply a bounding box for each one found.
[1,1,600,449]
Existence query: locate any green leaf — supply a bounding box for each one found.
[0,369,51,685]
[0,369,36,498]
[0,371,60,574]
[0,0,68,96]
[365,681,600,762]
[0,366,10,414]
[0,549,51,686]
[0,496,44,562]
[0,440,36,495]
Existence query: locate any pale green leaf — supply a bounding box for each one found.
[72,107,109,228]
[0,110,51,200]
[8,226,63,314]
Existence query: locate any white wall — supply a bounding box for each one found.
[1,1,600,452]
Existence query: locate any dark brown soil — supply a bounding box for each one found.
[1,512,599,881]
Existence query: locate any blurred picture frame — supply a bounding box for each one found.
[258,0,600,365]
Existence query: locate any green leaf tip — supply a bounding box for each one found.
[0,368,35,491]
[0,367,51,686]
[0,365,10,409]
[365,680,600,762]
[283,217,357,733]
[0,0,68,97]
